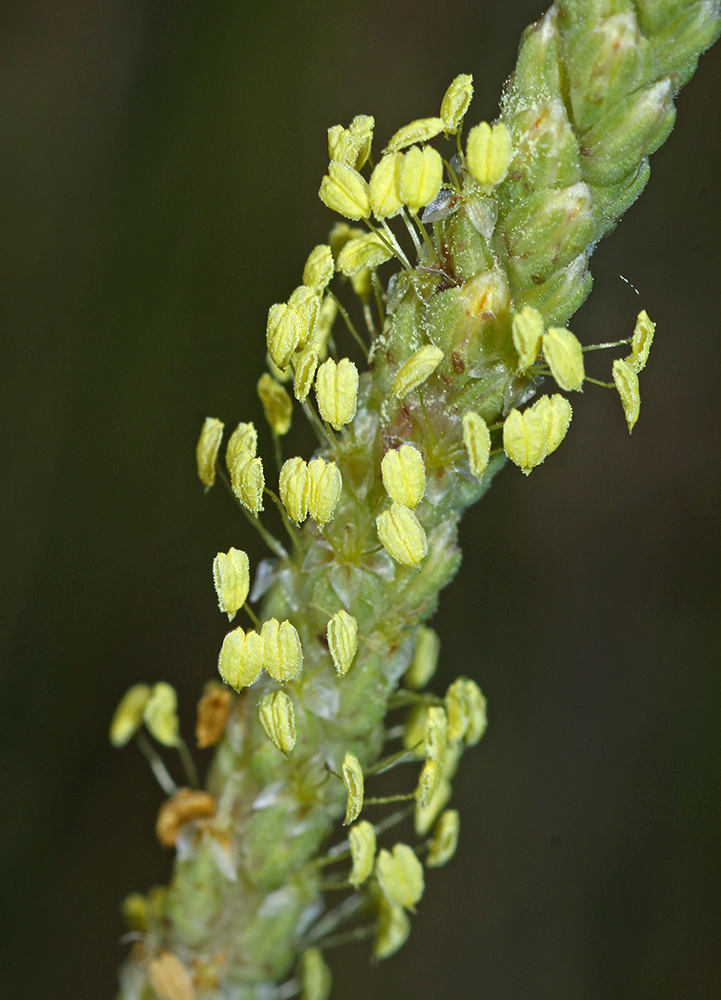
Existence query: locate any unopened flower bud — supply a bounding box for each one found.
[148,953,195,1000]
[369,153,404,219]
[467,121,512,188]
[225,421,257,473]
[543,327,585,391]
[315,357,359,430]
[267,302,301,370]
[512,306,544,371]
[302,244,334,292]
[400,145,443,215]
[534,394,572,455]
[327,609,358,677]
[381,444,425,508]
[386,117,444,152]
[156,787,216,848]
[445,677,487,745]
[144,682,180,747]
[337,233,393,276]
[404,627,440,690]
[612,358,640,433]
[426,809,460,868]
[503,407,547,475]
[307,457,342,527]
[110,683,151,747]
[212,547,250,621]
[298,947,332,1000]
[424,706,449,763]
[319,161,371,220]
[628,309,655,373]
[462,411,491,480]
[415,759,443,809]
[258,689,297,755]
[261,617,303,683]
[392,344,444,398]
[231,453,264,515]
[195,681,232,748]
[196,417,224,490]
[374,897,411,960]
[376,502,428,567]
[376,843,424,911]
[218,627,264,691]
[279,456,310,524]
[349,820,376,887]
[258,373,293,436]
[440,74,474,134]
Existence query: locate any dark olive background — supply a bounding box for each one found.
[1,2,719,998]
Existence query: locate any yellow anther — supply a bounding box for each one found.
[512,306,544,371]
[542,328,585,391]
[266,353,292,383]
[337,232,394,276]
[466,121,513,189]
[258,373,293,436]
[212,547,250,621]
[386,117,445,152]
[121,892,149,933]
[381,444,426,508]
[404,627,440,690]
[424,706,449,763]
[217,626,264,691]
[403,704,430,758]
[374,896,411,960]
[307,457,342,527]
[462,411,491,480]
[303,244,335,292]
[415,759,443,809]
[445,677,487,745]
[440,74,474,134]
[351,267,372,301]
[109,684,151,747]
[261,617,304,683]
[230,452,265,515]
[348,820,376,888]
[534,393,573,455]
[298,947,332,1000]
[400,145,443,215]
[376,502,428,567]
[258,689,297,755]
[503,406,547,475]
[196,417,224,490]
[315,357,359,430]
[328,221,366,259]
[319,160,371,220]
[628,309,655,373]
[279,456,310,524]
[426,809,460,868]
[225,421,257,473]
[392,344,444,398]
[327,609,358,677]
[612,358,641,433]
[267,302,301,370]
[327,115,374,171]
[293,342,321,404]
[143,682,180,747]
[375,843,424,911]
[414,777,452,836]
[349,114,375,169]
[148,953,195,1000]
[314,296,337,359]
[369,153,404,219]
[288,285,321,347]
[341,751,364,825]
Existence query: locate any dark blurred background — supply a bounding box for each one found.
[1,2,719,998]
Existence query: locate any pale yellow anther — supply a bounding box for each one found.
[327,115,374,171]
[376,502,428,568]
[512,306,544,371]
[462,411,491,480]
[307,457,342,527]
[381,444,426,508]
[319,160,371,220]
[369,153,404,220]
[110,683,151,747]
[315,357,359,430]
[298,947,332,1000]
[374,897,411,960]
[293,342,321,403]
[534,393,573,455]
[403,704,430,758]
[542,328,585,391]
[466,121,513,189]
[266,353,292,383]
[328,124,355,166]
[445,677,487,745]
[426,809,460,868]
[400,145,443,216]
[148,953,194,1000]
[414,777,452,836]
[279,456,310,524]
[257,373,292,437]
[440,74,474,134]
[392,344,444,399]
[313,296,337,359]
[503,407,547,475]
[328,221,366,259]
[143,682,180,747]
[196,417,224,490]
[415,759,443,810]
[404,627,440,690]
[424,706,449,763]
[386,117,445,152]
[288,285,321,348]
[225,421,257,473]
[375,843,424,911]
[327,609,358,677]
[349,820,376,888]
[303,244,335,293]
[217,627,264,691]
[612,358,641,433]
[212,547,250,621]
[231,452,265,515]
[261,617,304,683]
[258,689,297,755]
[341,751,364,825]
[337,233,394,276]
[267,302,301,370]
[628,309,655,373]
[350,267,372,301]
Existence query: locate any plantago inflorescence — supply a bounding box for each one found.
[113,3,720,998]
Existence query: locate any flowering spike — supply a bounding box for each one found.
[440,74,474,133]
[225,421,257,473]
[369,153,404,219]
[261,618,304,683]
[212,547,250,621]
[315,357,359,430]
[628,309,655,372]
[503,407,547,474]
[327,609,358,677]
[426,809,460,868]
[375,843,424,911]
[196,417,224,490]
[612,358,641,432]
[341,751,364,825]
[381,444,426,508]
[257,374,293,436]
[307,457,342,527]
[258,689,297,755]
[542,328,585,391]
[279,456,310,524]
[318,161,371,220]
[385,117,445,152]
[376,502,428,567]
[298,947,332,1000]
[337,233,393,276]
[293,341,321,403]
[400,145,443,215]
[143,682,180,747]
[231,453,265,515]
[348,819,376,888]
[466,121,513,189]
[218,627,264,691]
[512,306,544,371]
[109,684,151,747]
[462,411,491,480]
[392,344,444,398]
[404,627,440,690]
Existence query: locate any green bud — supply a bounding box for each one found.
[514,251,593,328]
[505,10,562,109]
[504,100,582,203]
[650,2,721,85]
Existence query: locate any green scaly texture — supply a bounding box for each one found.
[117,2,719,997]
